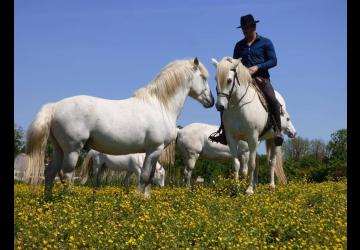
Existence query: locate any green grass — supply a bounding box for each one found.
[14,179,347,249]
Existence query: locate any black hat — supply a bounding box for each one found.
[236,14,259,29]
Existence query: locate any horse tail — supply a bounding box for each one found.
[80,149,95,184]
[275,147,287,184]
[175,126,182,144]
[265,139,287,184]
[24,103,56,185]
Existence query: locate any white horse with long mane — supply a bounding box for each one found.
[176,123,249,186]
[211,57,296,194]
[80,150,165,187]
[24,58,214,198]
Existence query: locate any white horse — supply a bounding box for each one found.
[211,57,296,194]
[24,58,214,198]
[176,123,249,186]
[80,150,166,187]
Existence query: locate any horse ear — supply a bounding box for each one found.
[211,58,218,68]
[193,57,199,67]
[232,58,241,68]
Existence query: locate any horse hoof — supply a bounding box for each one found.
[269,184,276,190]
[245,187,254,195]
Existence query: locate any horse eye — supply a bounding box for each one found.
[287,117,290,121]
[227,78,232,84]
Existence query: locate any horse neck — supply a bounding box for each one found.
[231,80,268,125]
[232,80,256,107]
[161,82,191,122]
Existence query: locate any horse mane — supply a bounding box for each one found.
[133,59,208,109]
[217,57,252,89]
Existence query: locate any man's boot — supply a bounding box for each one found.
[208,112,227,145]
[272,113,284,146]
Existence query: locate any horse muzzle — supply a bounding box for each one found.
[206,91,215,108]
[288,131,296,139]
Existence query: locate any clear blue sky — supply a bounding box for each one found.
[15,0,346,153]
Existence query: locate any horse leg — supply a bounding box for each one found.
[226,134,239,159]
[233,157,240,181]
[245,140,258,195]
[240,150,249,178]
[123,171,133,186]
[60,149,80,192]
[134,167,141,185]
[44,136,63,200]
[184,153,198,187]
[93,163,105,188]
[254,153,260,187]
[138,146,164,198]
[268,139,276,189]
[226,136,241,180]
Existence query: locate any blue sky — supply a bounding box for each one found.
[15,0,346,153]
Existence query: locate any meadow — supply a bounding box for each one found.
[14,179,347,249]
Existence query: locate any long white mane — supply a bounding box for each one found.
[217,57,252,88]
[133,59,208,109]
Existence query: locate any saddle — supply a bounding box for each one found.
[251,77,269,112]
[252,77,284,139]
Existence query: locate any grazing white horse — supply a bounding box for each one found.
[14,153,28,181]
[211,57,296,194]
[176,123,249,186]
[80,150,166,187]
[24,58,214,198]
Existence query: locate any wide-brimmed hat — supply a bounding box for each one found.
[236,14,259,29]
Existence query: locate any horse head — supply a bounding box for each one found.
[281,109,297,138]
[211,57,248,111]
[188,58,214,108]
[153,163,166,187]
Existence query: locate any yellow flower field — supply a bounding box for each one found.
[14,179,347,249]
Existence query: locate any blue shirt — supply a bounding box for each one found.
[233,33,277,79]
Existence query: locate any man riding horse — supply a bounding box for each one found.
[209,14,284,146]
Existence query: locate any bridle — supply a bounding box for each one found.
[216,68,239,101]
[216,67,253,108]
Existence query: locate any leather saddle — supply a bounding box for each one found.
[252,77,284,139]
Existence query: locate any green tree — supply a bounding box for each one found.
[325,129,347,180]
[326,129,347,161]
[282,137,311,161]
[14,124,25,157]
[309,139,326,161]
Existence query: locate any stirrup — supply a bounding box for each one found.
[209,129,228,145]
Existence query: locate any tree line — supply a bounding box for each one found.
[14,123,346,184]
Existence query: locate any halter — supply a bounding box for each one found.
[216,68,239,101]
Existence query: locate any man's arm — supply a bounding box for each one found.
[257,39,277,70]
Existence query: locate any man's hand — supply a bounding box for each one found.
[248,65,259,74]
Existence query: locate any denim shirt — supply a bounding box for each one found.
[233,33,277,79]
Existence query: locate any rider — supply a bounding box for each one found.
[209,14,284,146]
